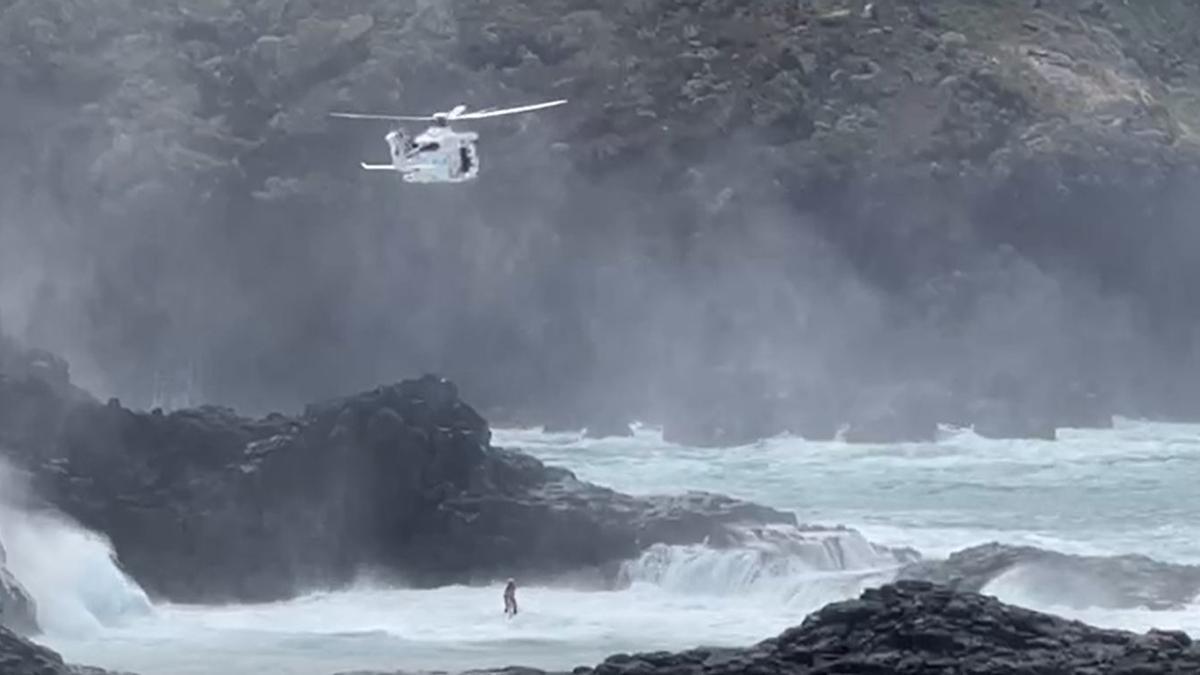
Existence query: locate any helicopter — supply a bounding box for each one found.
[328,99,568,184]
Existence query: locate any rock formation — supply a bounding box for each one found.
[576,581,1200,675]
[0,361,809,604]
[899,542,1200,611]
[3,1,1200,444]
[0,624,132,675]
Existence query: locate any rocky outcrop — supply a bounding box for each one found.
[580,581,1200,675]
[898,542,1200,610]
[0,624,134,675]
[335,581,1200,675]
[0,537,37,636]
[0,367,798,604]
[657,376,1107,447]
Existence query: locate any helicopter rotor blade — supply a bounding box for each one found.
[329,112,437,122]
[454,99,568,120]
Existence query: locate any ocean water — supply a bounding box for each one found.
[6,418,1200,675]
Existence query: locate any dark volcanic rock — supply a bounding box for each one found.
[899,542,1200,610]
[0,624,132,675]
[661,371,788,448]
[581,581,1200,675]
[841,384,951,444]
[582,416,634,440]
[0,370,795,603]
[969,397,1058,440]
[0,338,93,409]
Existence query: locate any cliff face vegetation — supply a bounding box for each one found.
[2,0,1199,439]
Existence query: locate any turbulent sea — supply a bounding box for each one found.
[6,419,1200,675]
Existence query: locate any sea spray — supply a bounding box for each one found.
[0,459,153,637]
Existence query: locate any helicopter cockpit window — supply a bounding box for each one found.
[418,142,440,152]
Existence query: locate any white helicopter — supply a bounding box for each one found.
[328,99,567,184]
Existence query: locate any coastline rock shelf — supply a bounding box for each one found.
[560,582,1200,675]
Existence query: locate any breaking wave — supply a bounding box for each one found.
[619,525,903,606]
[982,564,1200,637]
[0,501,153,637]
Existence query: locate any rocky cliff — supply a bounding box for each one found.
[2,1,1200,443]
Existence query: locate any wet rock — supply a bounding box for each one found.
[0,626,76,675]
[0,624,135,674]
[582,415,633,439]
[660,371,787,448]
[2,624,137,667]
[523,408,633,439]
[598,581,1200,674]
[1053,382,1114,429]
[0,370,794,603]
[968,397,1058,440]
[0,338,90,406]
[898,542,1200,610]
[841,384,951,444]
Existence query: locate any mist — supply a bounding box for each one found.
[1,0,1199,433]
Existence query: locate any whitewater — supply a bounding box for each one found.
[7,418,1200,675]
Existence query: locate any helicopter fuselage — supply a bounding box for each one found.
[365,125,479,183]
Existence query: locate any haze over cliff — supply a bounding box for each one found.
[2,0,1200,438]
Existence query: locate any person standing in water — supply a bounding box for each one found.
[503,578,518,617]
